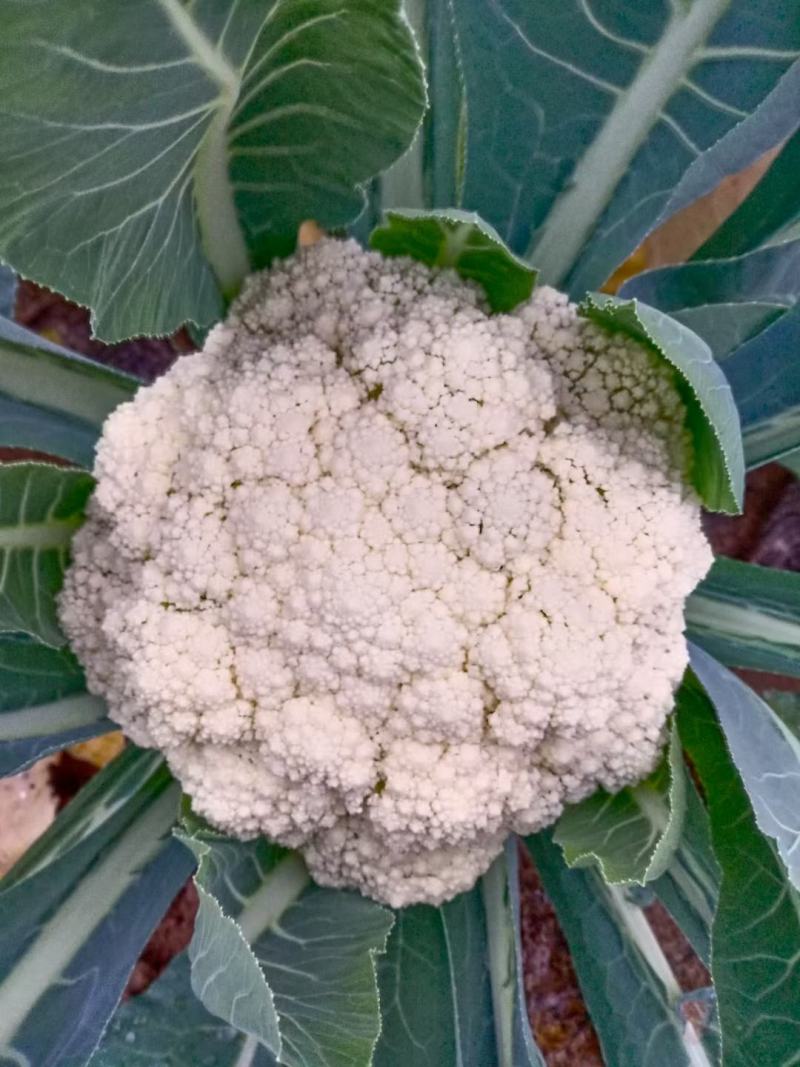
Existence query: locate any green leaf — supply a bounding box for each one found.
[677,674,800,1065]
[659,303,785,362]
[258,884,394,1067]
[375,842,549,1067]
[177,833,289,1058]
[0,633,112,776]
[0,315,138,467]
[554,722,686,885]
[374,887,498,1067]
[369,0,466,217]
[620,240,800,359]
[660,59,800,233]
[180,826,393,1067]
[0,462,94,646]
[0,633,86,712]
[650,776,720,967]
[370,209,537,312]
[423,0,465,209]
[229,1,426,268]
[94,954,276,1067]
[445,0,800,294]
[695,135,800,261]
[763,690,800,738]
[0,746,192,1067]
[719,306,800,468]
[686,556,800,678]
[0,1,425,342]
[580,294,744,512]
[689,644,800,891]
[526,831,713,1067]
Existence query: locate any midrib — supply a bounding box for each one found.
[157,0,239,92]
[686,595,800,650]
[607,884,715,1067]
[439,221,473,266]
[0,516,81,551]
[0,781,179,1047]
[632,782,670,837]
[0,693,106,741]
[157,0,251,296]
[232,1035,261,1067]
[481,856,515,1067]
[527,0,732,284]
[237,852,311,944]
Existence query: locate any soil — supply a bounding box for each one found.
[125,881,199,998]
[0,760,57,878]
[15,281,190,381]
[13,282,800,1062]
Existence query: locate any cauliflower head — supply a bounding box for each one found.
[59,238,713,907]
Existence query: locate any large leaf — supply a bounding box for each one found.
[375,842,545,1067]
[0,462,94,646]
[526,831,714,1067]
[0,746,192,1067]
[686,556,800,678]
[659,58,800,242]
[257,883,394,1067]
[0,633,112,776]
[444,0,800,294]
[694,129,800,259]
[370,209,537,312]
[180,834,283,1056]
[374,887,497,1067]
[422,0,464,209]
[0,1,425,342]
[94,954,276,1067]
[718,306,800,468]
[650,775,720,968]
[0,316,138,467]
[620,240,800,359]
[689,644,800,891]
[580,294,744,512]
[554,722,686,885]
[180,826,393,1067]
[677,674,800,1065]
[372,0,464,216]
[377,1,427,216]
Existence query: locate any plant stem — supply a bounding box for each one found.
[0,780,179,1046]
[0,694,106,741]
[607,884,715,1067]
[237,852,311,945]
[481,854,516,1067]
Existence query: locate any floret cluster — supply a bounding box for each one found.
[60,239,712,906]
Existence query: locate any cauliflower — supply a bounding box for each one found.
[59,238,713,907]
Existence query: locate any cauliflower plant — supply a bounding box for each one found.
[59,239,713,907]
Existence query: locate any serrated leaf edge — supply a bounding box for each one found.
[580,292,743,513]
[174,827,283,1061]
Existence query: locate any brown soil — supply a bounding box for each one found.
[520,845,604,1065]
[125,881,199,997]
[15,280,189,380]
